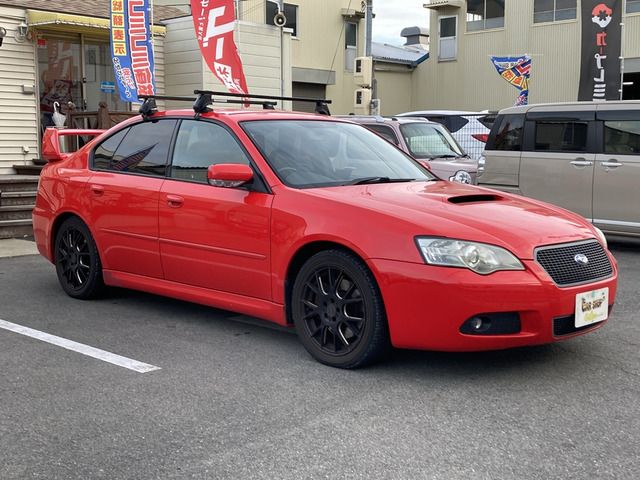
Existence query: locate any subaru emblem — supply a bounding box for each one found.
[574,254,589,265]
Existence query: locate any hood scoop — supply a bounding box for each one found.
[447,194,503,204]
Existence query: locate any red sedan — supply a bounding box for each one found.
[33,99,617,368]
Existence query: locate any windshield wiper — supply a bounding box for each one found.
[429,154,460,159]
[349,177,415,185]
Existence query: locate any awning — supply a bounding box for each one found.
[27,10,166,36]
[424,0,464,9]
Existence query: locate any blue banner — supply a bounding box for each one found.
[110,0,156,103]
[490,55,531,106]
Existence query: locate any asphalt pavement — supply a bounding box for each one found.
[0,241,638,479]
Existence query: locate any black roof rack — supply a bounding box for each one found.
[194,90,332,115]
[138,94,278,120]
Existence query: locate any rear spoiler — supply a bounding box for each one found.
[42,128,106,162]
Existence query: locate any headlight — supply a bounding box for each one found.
[594,227,607,248]
[449,170,472,184]
[477,155,486,176]
[416,237,524,275]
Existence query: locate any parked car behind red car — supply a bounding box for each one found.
[34,95,617,368]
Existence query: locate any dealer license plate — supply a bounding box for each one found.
[575,287,609,328]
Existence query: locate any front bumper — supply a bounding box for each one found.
[368,256,618,351]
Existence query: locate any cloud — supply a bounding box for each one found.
[372,0,430,46]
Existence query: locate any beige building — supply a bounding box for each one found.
[413,0,640,112]
[160,0,370,113]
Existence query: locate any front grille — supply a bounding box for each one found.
[535,240,613,287]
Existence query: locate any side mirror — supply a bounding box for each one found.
[418,159,432,171]
[207,163,254,188]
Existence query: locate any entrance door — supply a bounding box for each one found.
[37,33,129,137]
[83,39,127,113]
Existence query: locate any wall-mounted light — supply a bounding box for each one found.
[14,21,28,43]
[0,27,6,47]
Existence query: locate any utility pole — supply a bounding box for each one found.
[364,0,378,114]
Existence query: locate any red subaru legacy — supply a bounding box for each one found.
[33,99,617,368]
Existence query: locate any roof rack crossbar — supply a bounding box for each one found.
[194,90,332,105]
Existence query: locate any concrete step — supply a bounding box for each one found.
[0,219,33,239]
[0,205,34,221]
[13,165,43,176]
[0,175,40,192]
[0,191,37,206]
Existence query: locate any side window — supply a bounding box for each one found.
[92,128,129,170]
[494,114,525,151]
[534,121,588,152]
[364,124,399,145]
[170,120,250,183]
[107,120,177,176]
[438,16,457,61]
[604,120,640,155]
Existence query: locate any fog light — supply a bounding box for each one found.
[469,316,490,332]
[460,312,521,335]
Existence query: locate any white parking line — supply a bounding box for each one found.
[0,319,161,373]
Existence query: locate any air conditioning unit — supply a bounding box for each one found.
[354,88,372,115]
[353,56,373,87]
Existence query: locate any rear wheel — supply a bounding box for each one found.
[291,250,389,368]
[54,217,104,299]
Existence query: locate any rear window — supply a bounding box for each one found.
[492,114,524,151]
[604,120,640,155]
[364,124,399,145]
[534,121,588,152]
[447,115,469,133]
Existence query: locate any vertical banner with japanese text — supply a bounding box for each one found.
[190,0,249,95]
[110,0,156,103]
[578,1,622,101]
[489,55,532,106]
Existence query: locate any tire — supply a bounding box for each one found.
[54,217,104,299]
[291,249,389,368]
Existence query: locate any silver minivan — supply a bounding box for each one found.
[478,101,640,238]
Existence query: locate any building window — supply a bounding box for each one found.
[628,0,640,14]
[438,16,457,61]
[467,0,505,31]
[266,1,298,37]
[534,0,577,23]
[345,21,357,71]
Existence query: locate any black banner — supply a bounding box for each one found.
[578,1,622,101]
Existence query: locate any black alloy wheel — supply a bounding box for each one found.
[292,250,389,368]
[54,217,104,299]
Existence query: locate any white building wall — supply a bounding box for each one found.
[0,6,38,174]
[164,16,291,109]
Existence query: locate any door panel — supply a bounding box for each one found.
[519,151,594,220]
[159,181,273,300]
[159,119,273,300]
[87,172,165,278]
[593,115,640,235]
[593,154,640,234]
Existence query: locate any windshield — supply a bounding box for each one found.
[399,123,465,159]
[242,120,435,188]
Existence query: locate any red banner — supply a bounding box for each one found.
[190,0,249,95]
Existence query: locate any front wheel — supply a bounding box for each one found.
[291,250,389,368]
[54,217,104,299]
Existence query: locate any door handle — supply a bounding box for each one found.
[166,195,184,208]
[570,159,593,167]
[601,161,623,168]
[90,184,104,196]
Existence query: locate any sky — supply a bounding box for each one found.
[372,0,430,46]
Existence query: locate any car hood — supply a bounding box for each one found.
[306,181,598,260]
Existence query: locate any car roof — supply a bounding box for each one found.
[397,110,484,116]
[335,115,438,125]
[499,100,640,115]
